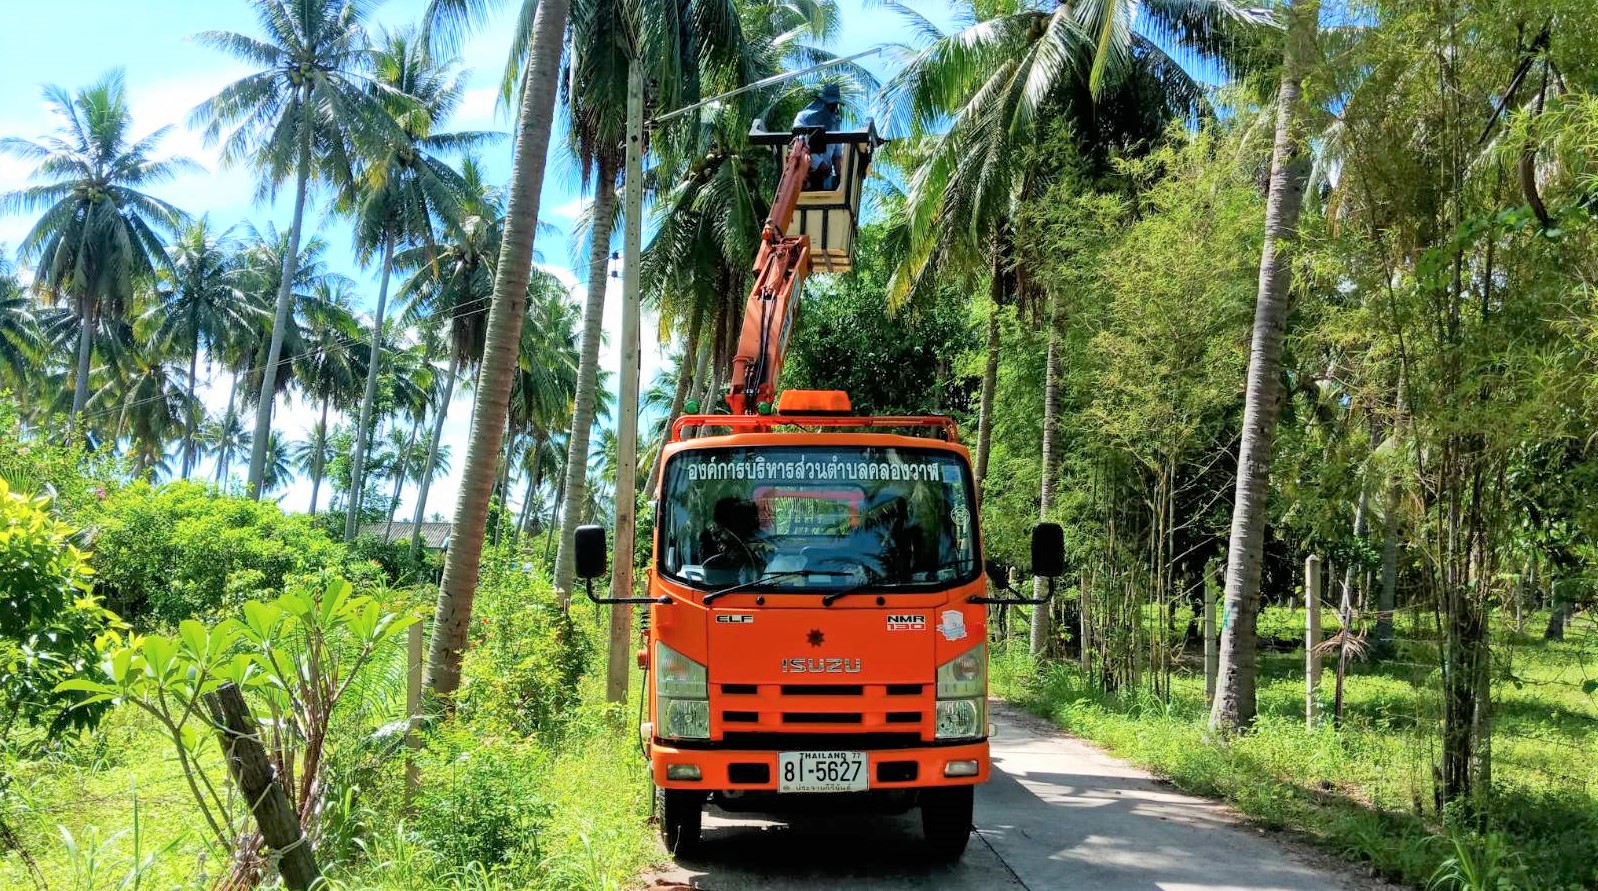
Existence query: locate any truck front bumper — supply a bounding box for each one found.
[649,739,989,790]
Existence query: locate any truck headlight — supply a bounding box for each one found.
[660,698,711,739]
[935,698,984,739]
[936,644,986,699]
[935,645,986,739]
[655,642,709,739]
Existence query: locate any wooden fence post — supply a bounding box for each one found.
[1305,554,1322,730]
[205,683,322,890]
[405,621,423,806]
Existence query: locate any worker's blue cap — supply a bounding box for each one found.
[819,83,842,103]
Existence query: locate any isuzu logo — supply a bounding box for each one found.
[780,658,863,674]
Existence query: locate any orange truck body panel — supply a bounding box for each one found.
[645,425,990,793]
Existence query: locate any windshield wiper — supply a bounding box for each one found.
[820,558,976,607]
[703,570,832,605]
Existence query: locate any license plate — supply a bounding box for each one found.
[778,751,868,793]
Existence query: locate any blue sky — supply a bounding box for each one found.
[0,0,959,516]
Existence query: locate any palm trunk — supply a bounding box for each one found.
[517,430,547,538]
[68,308,94,429]
[384,420,419,541]
[551,153,621,606]
[1031,295,1064,658]
[492,421,516,546]
[347,236,396,540]
[182,328,201,477]
[247,91,314,496]
[411,354,458,556]
[647,308,703,495]
[516,464,539,539]
[1375,481,1399,657]
[308,396,331,515]
[1210,0,1318,733]
[425,0,572,701]
[974,304,1001,495]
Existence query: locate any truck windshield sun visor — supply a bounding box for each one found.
[659,445,981,596]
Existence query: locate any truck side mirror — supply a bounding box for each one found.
[574,525,608,580]
[1031,523,1065,578]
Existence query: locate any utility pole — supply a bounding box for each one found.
[602,43,887,703]
[606,57,645,704]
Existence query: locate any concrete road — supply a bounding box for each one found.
[646,702,1364,891]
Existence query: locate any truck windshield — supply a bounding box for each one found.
[658,445,979,592]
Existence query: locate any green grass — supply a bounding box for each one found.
[992,611,1598,890]
[0,659,663,891]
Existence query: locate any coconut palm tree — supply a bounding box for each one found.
[545,0,636,602]
[203,407,252,485]
[144,217,251,477]
[344,29,496,541]
[90,342,191,477]
[231,224,348,406]
[1210,0,1321,734]
[0,70,192,428]
[419,0,573,702]
[641,0,856,447]
[260,431,295,495]
[192,0,410,497]
[396,154,504,557]
[0,259,40,393]
[292,279,364,513]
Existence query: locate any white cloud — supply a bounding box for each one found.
[545,196,587,221]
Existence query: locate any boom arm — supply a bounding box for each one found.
[727,134,815,415]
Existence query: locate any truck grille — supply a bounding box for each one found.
[709,682,931,739]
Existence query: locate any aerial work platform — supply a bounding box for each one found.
[749,121,882,274]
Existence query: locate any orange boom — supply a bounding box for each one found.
[571,118,1063,862]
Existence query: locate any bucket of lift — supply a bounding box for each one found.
[750,120,882,274]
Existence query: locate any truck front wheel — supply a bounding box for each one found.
[920,785,974,861]
[656,787,703,858]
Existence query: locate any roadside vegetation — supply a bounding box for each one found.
[3,0,1598,888]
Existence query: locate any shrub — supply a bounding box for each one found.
[413,723,552,870]
[85,481,349,625]
[347,532,442,586]
[459,558,592,735]
[0,406,124,518]
[0,481,122,741]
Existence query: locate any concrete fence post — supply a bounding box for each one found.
[1203,590,1218,703]
[1305,554,1322,730]
[405,621,423,806]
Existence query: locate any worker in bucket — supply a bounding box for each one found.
[793,83,843,189]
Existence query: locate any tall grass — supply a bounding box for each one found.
[991,612,1598,889]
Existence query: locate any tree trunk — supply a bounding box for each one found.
[411,354,458,556]
[183,328,201,477]
[1544,579,1569,641]
[68,307,94,429]
[384,420,419,541]
[347,236,396,540]
[309,396,331,515]
[517,430,546,537]
[1210,0,1317,734]
[1375,485,1399,657]
[247,92,314,496]
[1031,295,1064,658]
[975,304,1001,495]
[492,421,516,546]
[425,1,571,701]
[648,307,703,495]
[552,153,620,607]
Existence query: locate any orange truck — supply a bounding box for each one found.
[572,120,1064,861]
